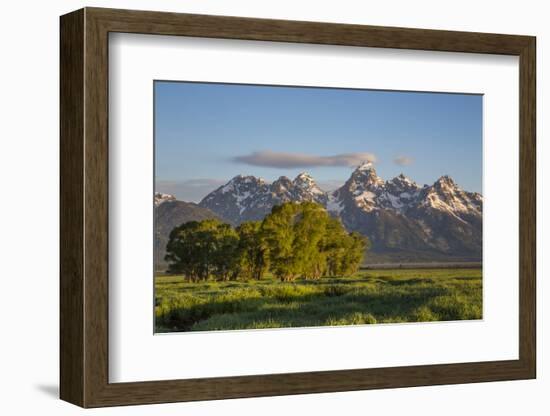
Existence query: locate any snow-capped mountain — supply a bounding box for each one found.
[196,163,482,261]
[328,162,482,218]
[199,173,328,224]
[154,192,176,206]
[327,163,482,260]
[329,162,421,214]
[417,175,482,218]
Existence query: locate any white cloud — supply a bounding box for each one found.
[233,150,377,168]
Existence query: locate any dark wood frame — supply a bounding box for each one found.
[60,7,536,408]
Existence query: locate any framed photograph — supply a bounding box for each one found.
[60,7,536,408]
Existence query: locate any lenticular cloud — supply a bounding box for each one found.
[233,150,377,169]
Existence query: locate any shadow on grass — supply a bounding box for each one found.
[297,276,377,285]
[157,285,450,332]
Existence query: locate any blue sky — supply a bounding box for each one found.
[155,81,482,202]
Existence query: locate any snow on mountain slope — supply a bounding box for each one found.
[154,192,176,207]
[329,163,428,216]
[199,172,328,224]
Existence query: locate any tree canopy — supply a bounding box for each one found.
[165,202,368,282]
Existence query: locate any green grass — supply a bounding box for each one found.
[155,268,482,332]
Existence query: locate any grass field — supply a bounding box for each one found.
[155,268,482,332]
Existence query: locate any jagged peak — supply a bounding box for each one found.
[352,162,380,178]
[432,175,461,193]
[293,172,326,196]
[355,161,375,172]
[225,175,267,189]
[229,174,264,183]
[348,162,383,189]
[391,173,414,184]
[385,174,419,195]
[435,175,455,184]
[212,175,267,197]
[273,175,292,183]
[270,176,293,193]
[154,192,176,206]
[293,172,317,186]
[154,191,174,198]
[295,171,313,180]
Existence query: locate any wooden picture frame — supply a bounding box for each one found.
[60,7,536,408]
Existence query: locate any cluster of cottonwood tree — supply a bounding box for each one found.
[165,202,368,282]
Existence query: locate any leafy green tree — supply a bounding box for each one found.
[261,203,302,281]
[165,219,239,281]
[165,202,369,283]
[321,219,369,276]
[341,231,368,275]
[165,220,213,281]
[210,222,240,281]
[293,202,330,279]
[236,221,269,280]
[261,201,365,280]
[321,217,350,277]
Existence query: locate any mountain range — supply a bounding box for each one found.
[155,162,482,268]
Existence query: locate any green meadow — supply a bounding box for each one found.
[155,268,482,332]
